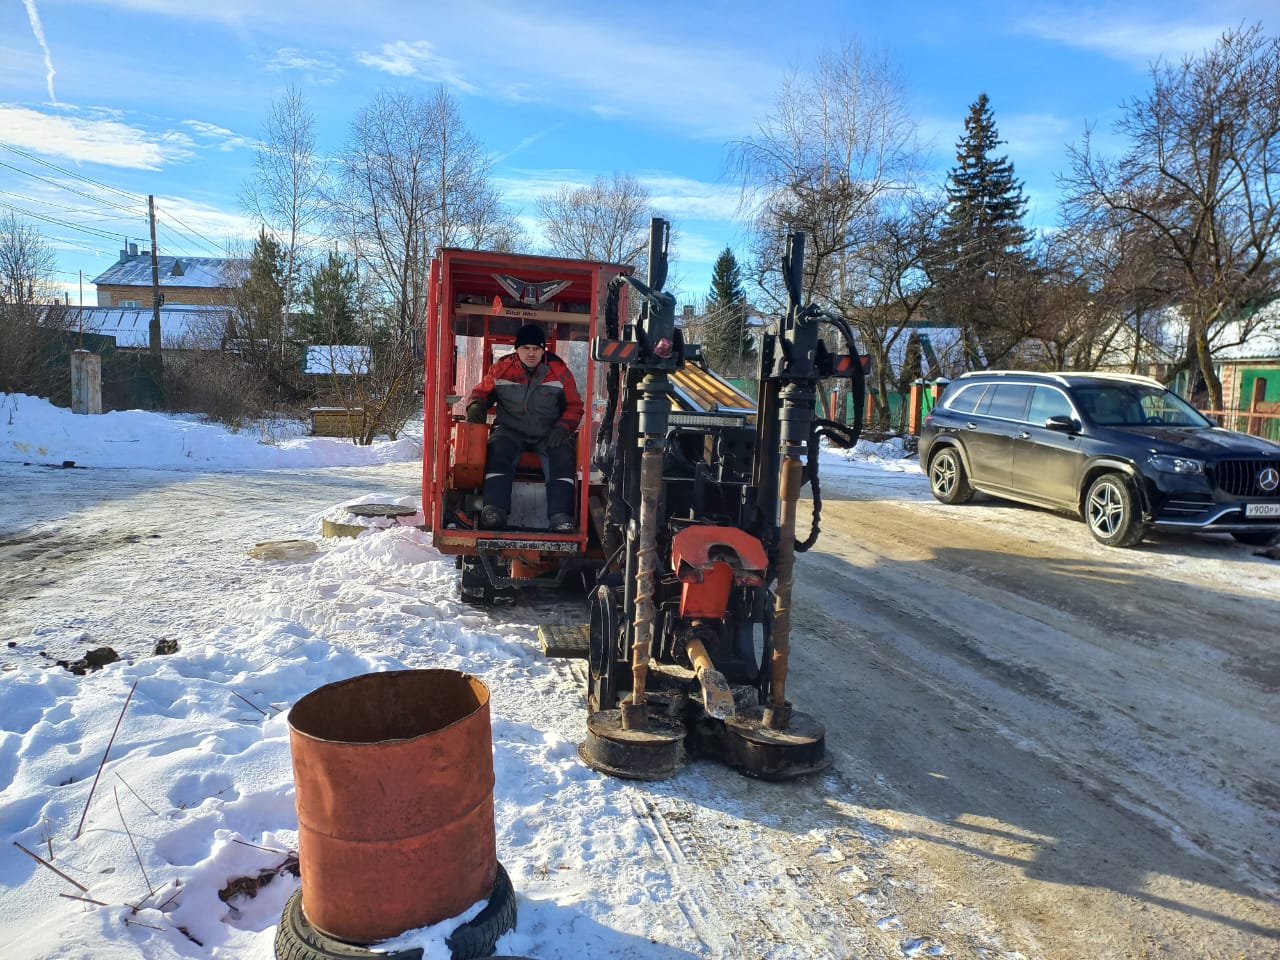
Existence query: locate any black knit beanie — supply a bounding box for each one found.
[514,324,546,348]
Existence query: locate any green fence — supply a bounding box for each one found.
[726,377,912,432]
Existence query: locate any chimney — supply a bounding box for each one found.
[119,248,129,263]
[129,242,139,257]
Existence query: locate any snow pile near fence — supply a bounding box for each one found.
[0,394,420,470]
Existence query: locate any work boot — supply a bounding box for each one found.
[480,505,507,529]
[549,513,575,532]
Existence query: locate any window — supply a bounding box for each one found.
[1028,386,1073,424]
[979,383,1032,420]
[118,299,140,307]
[942,383,987,414]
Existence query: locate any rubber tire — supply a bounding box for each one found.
[1231,529,1280,547]
[446,862,518,960]
[274,890,422,960]
[274,863,516,960]
[1085,474,1147,547]
[928,447,974,504]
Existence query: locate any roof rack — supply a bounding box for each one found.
[955,369,1161,387]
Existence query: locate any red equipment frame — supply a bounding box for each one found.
[421,247,631,568]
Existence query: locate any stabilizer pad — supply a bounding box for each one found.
[722,706,831,781]
[579,708,686,781]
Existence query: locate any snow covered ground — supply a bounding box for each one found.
[0,393,1263,960]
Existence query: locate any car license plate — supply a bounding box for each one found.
[1245,502,1280,517]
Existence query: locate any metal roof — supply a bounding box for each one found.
[304,345,370,375]
[64,304,231,348]
[91,254,246,289]
[1215,328,1280,361]
[886,325,974,377]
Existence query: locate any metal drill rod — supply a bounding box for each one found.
[770,453,803,716]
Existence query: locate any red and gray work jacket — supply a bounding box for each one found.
[469,353,583,441]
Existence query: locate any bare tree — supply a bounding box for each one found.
[848,193,945,426]
[429,88,523,253]
[239,85,327,336]
[335,87,503,344]
[461,181,526,253]
[536,173,657,266]
[1040,201,1179,373]
[0,212,61,394]
[730,37,922,317]
[1064,24,1280,409]
[310,337,422,445]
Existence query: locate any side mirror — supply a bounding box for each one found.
[1045,415,1079,433]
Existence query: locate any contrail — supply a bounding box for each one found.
[22,0,59,104]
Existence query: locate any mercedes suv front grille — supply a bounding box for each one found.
[1212,459,1280,498]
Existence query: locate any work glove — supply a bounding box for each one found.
[465,401,487,423]
[547,425,570,449]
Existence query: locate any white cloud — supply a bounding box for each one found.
[356,40,477,93]
[265,47,342,84]
[493,169,741,223]
[639,175,742,222]
[1017,8,1238,67]
[332,5,777,139]
[487,125,562,166]
[152,193,257,244]
[181,119,255,152]
[27,2,776,138]
[490,169,586,206]
[0,104,194,169]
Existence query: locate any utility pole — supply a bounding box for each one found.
[147,194,165,400]
[148,195,162,363]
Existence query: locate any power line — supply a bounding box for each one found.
[154,204,227,256]
[0,199,125,242]
[0,165,227,257]
[47,235,108,254]
[154,221,215,257]
[0,159,146,217]
[0,144,208,262]
[0,188,138,224]
[0,142,145,204]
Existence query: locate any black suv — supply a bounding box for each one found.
[918,371,1280,547]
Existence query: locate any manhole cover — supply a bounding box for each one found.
[345,503,417,518]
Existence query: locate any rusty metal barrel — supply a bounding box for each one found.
[288,669,497,943]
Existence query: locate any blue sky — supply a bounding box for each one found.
[0,0,1271,307]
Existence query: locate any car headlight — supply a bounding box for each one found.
[1148,453,1205,475]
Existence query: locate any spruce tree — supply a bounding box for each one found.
[230,228,297,397]
[237,228,287,342]
[935,93,1031,366]
[703,247,755,375]
[300,250,359,343]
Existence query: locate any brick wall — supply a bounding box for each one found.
[97,284,234,307]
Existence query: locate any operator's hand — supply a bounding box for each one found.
[547,425,571,449]
[465,401,487,423]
